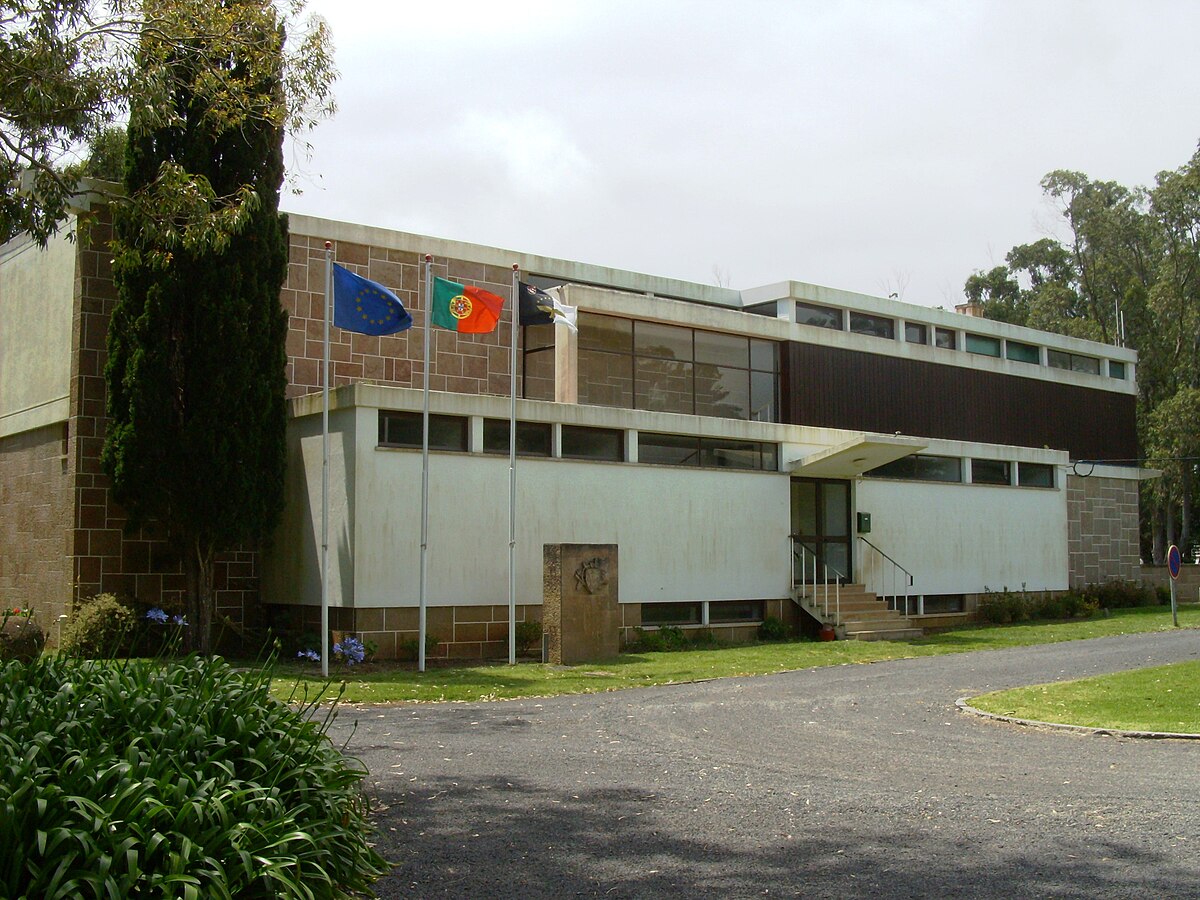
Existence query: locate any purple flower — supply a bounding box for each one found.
[332,636,366,666]
[145,608,169,624]
[171,615,188,626]
[297,648,320,663]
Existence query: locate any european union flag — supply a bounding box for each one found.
[333,264,413,335]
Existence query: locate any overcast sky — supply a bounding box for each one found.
[284,0,1200,308]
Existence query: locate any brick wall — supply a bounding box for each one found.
[0,423,73,629]
[1066,474,1141,586]
[283,235,530,402]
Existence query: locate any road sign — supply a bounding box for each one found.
[1167,544,1182,580]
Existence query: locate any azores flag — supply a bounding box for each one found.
[333,264,413,335]
[518,281,578,332]
[432,276,506,333]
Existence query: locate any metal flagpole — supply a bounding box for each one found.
[320,242,333,678]
[419,255,433,672]
[508,265,519,665]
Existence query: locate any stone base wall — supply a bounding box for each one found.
[1139,564,1200,603]
[0,423,73,633]
[1066,474,1141,586]
[269,603,543,661]
[617,598,790,645]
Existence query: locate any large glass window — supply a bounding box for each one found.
[561,425,623,461]
[1005,341,1040,364]
[638,433,777,471]
[378,412,467,451]
[483,420,552,456]
[971,458,1011,485]
[641,602,702,626]
[934,328,957,350]
[709,600,765,623]
[849,312,895,339]
[965,333,1001,358]
[904,322,928,344]
[795,302,843,330]
[576,313,778,423]
[521,326,555,401]
[1047,349,1101,375]
[1018,462,1055,488]
[1109,360,1127,380]
[866,454,962,483]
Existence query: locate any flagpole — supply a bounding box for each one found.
[508,265,520,665]
[419,255,433,673]
[320,242,333,678]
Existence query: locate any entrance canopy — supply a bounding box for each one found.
[790,434,927,478]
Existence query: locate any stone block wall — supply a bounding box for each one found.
[0,423,73,627]
[282,235,534,402]
[1066,474,1141,586]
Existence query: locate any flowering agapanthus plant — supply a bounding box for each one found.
[297,648,320,663]
[146,608,169,623]
[332,636,366,666]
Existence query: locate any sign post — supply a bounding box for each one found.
[1167,544,1182,627]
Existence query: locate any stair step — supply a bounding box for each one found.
[844,627,924,642]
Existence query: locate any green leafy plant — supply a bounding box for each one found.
[0,653,388,897]
[399,633,441,662]
[0,606,44,663]
[514,619,543,654]
[59,593,137,658]
[757,616,789,641]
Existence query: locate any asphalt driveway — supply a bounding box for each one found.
[334,630,1200,898]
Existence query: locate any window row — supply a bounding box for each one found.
[378,412,778,471]
[864,454,1056,488]
[792,300,1127,379]
[640,599,766,627]
[577,313,779,422]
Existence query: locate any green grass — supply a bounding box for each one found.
[970,659,1200,733]
[270,605,1200,706]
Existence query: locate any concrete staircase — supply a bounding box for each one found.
[794,582,923,641]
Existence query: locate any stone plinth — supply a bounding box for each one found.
[543,544,619,665]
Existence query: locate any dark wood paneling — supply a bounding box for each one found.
[782,342,1138,462]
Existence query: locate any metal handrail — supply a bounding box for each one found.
[857,536,917,616]
[790,536,844,625]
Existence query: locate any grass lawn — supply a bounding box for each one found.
[970,659,1200,733]
[269,604,1200,706]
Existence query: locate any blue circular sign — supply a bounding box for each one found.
[1167,544,1182,580]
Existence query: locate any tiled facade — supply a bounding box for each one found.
[1066,474,1142,586]
[0,423,73,622]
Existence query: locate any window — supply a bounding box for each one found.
[866,454,962,483]
[1108,360,1127,380]
[849,312,895,339]
[709,600,765,623]
[1018,462,1055,488]
[521,325,555,401]
[904,322,928,344]
[576,313,779,423]
[744,301,779,318]
[1005,341,1040,364]
[1047,350,1101,375]
[638,433,777,471]
[971,459,1011,485]
[561,425,623,461]
[483,420,552,456]
[965,333,1001,358]
[922,594,965,614]
[795,302,843,330]
[378,411,467,451]
[934,327,956,350]
[641,601,702,626]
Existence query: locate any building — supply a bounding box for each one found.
[0,209,1148,657]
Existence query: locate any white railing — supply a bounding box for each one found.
[790,537,843,625]
[857,536,918,616]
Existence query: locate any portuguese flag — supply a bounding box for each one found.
[432,276,506,333]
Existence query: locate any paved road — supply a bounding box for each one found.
[335,631,1200,899]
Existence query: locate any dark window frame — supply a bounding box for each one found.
[482,419,553,457]
[560,424,624,461]
[378,411,468,451]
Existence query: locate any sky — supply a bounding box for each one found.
[283,0,1200,308]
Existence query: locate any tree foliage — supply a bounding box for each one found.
[102,0,297,652]
[966,142,1200,561]
[0,0,334,245]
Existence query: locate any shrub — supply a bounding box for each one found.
[0,608,44,663]
[399,632,441,662]
[1084,580,1160,609]
[977,588,1031,624]
[758,616,788,641]
[626,627,665,652]
[515,619,543,654]
[0,653,388,897]
[60,593,138,658]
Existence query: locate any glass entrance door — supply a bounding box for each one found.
[791,478,852,583]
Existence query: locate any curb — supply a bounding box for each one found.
[955,697,1200,741]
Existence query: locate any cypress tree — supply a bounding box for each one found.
[103,2,290,653]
